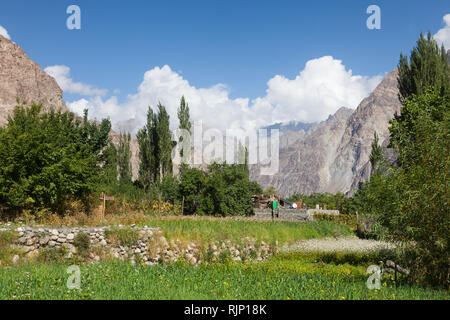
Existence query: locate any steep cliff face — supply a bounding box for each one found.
[0,35,68,125]
[333,69,402,194]
[250,69,402,196]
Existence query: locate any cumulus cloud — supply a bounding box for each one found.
[44,65,108,96]
[434,14,450,50]
[67,57,382,134]
[0,25,10,40]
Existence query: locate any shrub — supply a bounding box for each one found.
[73,232,91,256]
[37,247,68,264]
[314,213,357,229]
[105,227,139,247]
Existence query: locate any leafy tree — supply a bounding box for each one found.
[369,91,449,287]
[160,175,180,204]
[179,166,206,214]
[199,162,255,216]
[101,142,118,185]
[0,105,106,216]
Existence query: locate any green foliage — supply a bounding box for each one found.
[313,213,357,229]
[137,104,174,189]
[1,257,448,300]
[137,107,158,190]
[117,132,132,183]
[397,32,450,102]
[37,247,68,264]
[0,105,109,216]
[101,142,118,186]
[147,217,352,245]
[73,232,91,256]
[156,103,173,181]
[369,132,383,174]
[105,227,139,247]
[179,165,206,214]
[160,175,180,204]
[178,161,260,216]
[177,96,192,134]
[357,85,449,286]
[199,162,255,216]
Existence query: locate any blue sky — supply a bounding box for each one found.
[1,0,449,132]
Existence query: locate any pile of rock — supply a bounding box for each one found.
[1,225,278,266]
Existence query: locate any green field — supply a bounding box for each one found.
[0,253,448,300]
[138,218,353,245]
[0,219,447,300]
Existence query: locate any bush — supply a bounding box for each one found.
[73,232,91,256]
[0,105,111,217]
[314,213,357,229]
[105,227,139,247]
[37,247,68,264]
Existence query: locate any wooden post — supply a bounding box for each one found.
[99,193,114,221]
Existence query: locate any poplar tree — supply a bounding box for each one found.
[397,32,450,102]
[117,132,132,183]
[137,107,157,190]
[156,103,173,181]
[177,96,192,162]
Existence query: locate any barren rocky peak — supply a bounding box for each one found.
[0,35,68,126]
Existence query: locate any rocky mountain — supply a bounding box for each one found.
[250,69,403,196]
[0,35,68,125]
[0,35,140,179]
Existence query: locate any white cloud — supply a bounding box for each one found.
[44,65,108,96]
[0,25,10,40]
[67,57,382,134]
[434,14,450,50]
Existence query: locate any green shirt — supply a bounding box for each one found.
[272,201,278,210]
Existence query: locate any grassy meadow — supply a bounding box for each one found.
[0,252,448,300]
[0,217,448,300]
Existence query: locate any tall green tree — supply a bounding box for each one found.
[156,103,173,181]
[177,96,192,163]
[137,107,158,190]
[177,96,191,134]
[137,103,173,188]
[369,131,383,174]
[117,132,132,183]
[397,32,450,102]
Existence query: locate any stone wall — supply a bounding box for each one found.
[253,208,339,221]
[0,225,277,266]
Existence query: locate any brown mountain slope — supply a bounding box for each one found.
[0,35,68,125]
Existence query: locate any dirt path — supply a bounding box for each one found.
[282,236,395,253]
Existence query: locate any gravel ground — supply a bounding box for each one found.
[282,236,396,253]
